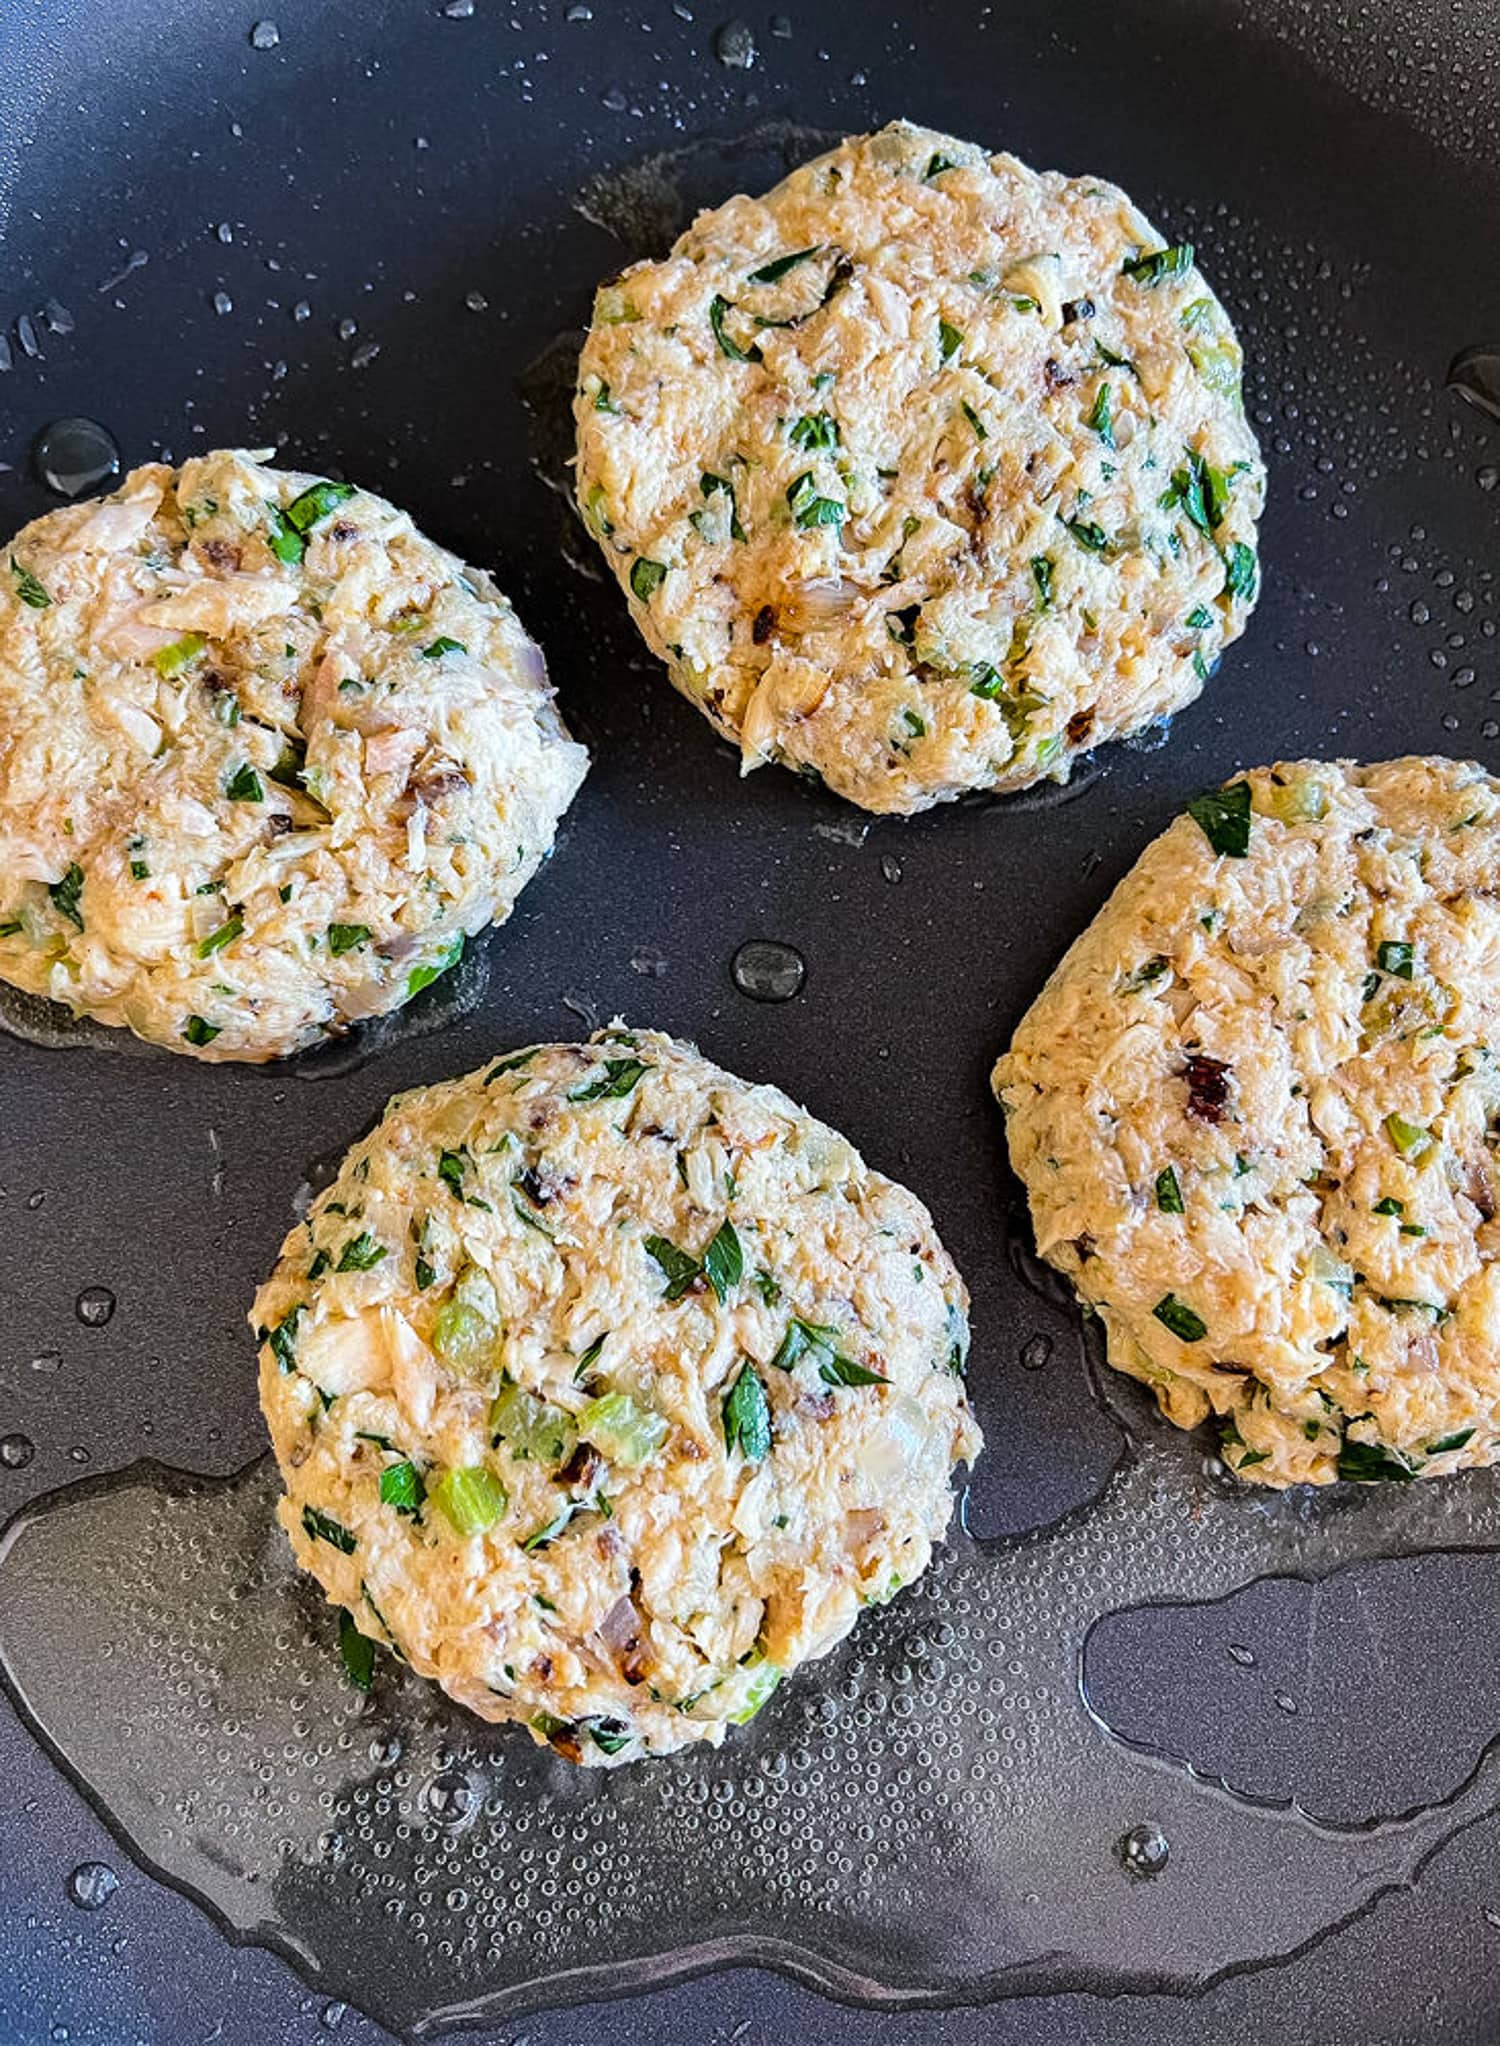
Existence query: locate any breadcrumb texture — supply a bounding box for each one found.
[0,450,587,1060]
[575,119,1264,815]
[254,1028,981,1763]
[995,757,1500,1488]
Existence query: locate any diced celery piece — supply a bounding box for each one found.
[432,1301,497,1373]
[577,1390,669,1467]
[726,1659,781,1724]
[430,1464,507,1536]
[490,1383,578,1465]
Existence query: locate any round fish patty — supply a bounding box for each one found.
[0,450,588,1060]
[574,119,1264,816]
[254,1028,981,1764]
[994,757,1500,1488]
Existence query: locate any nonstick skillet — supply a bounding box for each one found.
[4,1,1500,2042]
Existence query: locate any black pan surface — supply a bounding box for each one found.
[4,0,1500,2040]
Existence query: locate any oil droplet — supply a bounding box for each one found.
[320,2003,347,2031]
[600,85,628,112]
[731,939,805,1002]
[75,1286,116,1328]
[1019,1333,1052,1373]
[1227,1642,1255,1667]
[66,1861,119,1910]
[420,1767,480,1829]
[31,1350,61,1374]
[212,290,233,316]
[0,1433,35,1469]
[33,418,121,499]
[713,17,756,65]
[1449,346,1500,423]
[441,0,474,16]
[248,18,280,47]
[630,945,668,977]
[564,2,593,16]
[1116,1823,1169,1877]
[880,854,903,884]
[1274,1690,1299,1716]
[1479,466,1499,492]
[464,290,488,313]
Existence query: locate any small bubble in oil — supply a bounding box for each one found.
[76,1286,116,1328]
[248,18,280,48]
[880,854,903,884]
[31,1350,61,1375]
[0,1433,35,1469]
[732,939,805,1002]
[1019,1333,1053,1373]
[66,1861,119,1910]
[1448,346,1500,424]
[1117,1823,1169,1878]
[33,418,121,500]
[1227,1642,1255,1667]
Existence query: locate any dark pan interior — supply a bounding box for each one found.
[4,1,1500,2041]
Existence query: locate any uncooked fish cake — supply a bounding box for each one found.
[994,757,1500,1487]
[0,450,587,1060]
[253,1027,981,1763]
[574,119,1264,815]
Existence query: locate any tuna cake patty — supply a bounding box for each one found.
[0,450,588,1060]
[574,118,1264,816]
[253,1027,982,1765]
[994,757,1500,1489]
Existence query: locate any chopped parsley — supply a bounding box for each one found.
[1186,779,1252,857]
[788,411,839,453]
[1155,1165,1185,1214]
[723,1363,771,1464]
[183,1014,220,1047]
[747,245,821,283]
[266,506,305,566]
[336,1231,387,1273]
[644,1234,701,1301]
[1375,940,1414,980]
[703,1219,743,1303]
[224,762,264,803]
[568,1057,647,1102]
[698,470,747,540]
[9,556,50,608]
[406,932,463,998]
[339,1609,375,1691]
[1223,541,1258,600]
[1063,517,1110,554]
[285,479,355,532]
[327,923,372,956]
[378,1459,425,1516]
[786,470,845,529]
[421,636,467,659]
[709,294,761,363]
[1337,1436,1418,1484]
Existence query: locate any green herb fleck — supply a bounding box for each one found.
[339,1609,375,1691]
[327,923,372,956]
[1222,541,1258,601]
[1153,1293,1207,1342]
[788,411,839,453]
[630,557,668,602]
[48,863,85,930]
[748,244,821,283]
[1376,940,1414,980]
[645,1234,700,1300]
[286,479,355,533]
[1086,382,1115,447]
[337,1231,387,1273]
[302,1504,357,1553]
[421,636,467,659]
[225,762,263,803]
[1155,1166,1185,1214]
[1122,242,1194,286]
[709,294,761,363]
[1337,1436,1418,1484]
[703,1219,743,1302]
[379,1459,426,1516]
[938,318,963,362]
[723,1363,771,1464]
[196,915,243,958]
[9,556,50,608]
[1186,779,1252,858]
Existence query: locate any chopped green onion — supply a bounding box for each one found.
[1155,1166,1184,1214]
[1222,541,1258,600]
[1373,1196,1404,1216]
[327,923,372,956]
[1063,517,1110,554]
[183,1015,221,1047]
[421,636,466,659]
[406,932,463,998]
[225,762,263,803]
[196,915,243,957]
[709,294,761,363]
[924,153,958,179]
[1122,242,1194,285]
[1086,382,1115,447]
[302,1504,357,1553]
[630,558,668,602]
[1376,940,1414,980]
[1031,555,1055,609]
[1152,1293,1207,1342]
[961,399,988,440]
[48,862,85,930]
[1337,1436,1418,1483]
[1427,1427,1475,1455]
[938,318,963,362]
[266,506,305,566]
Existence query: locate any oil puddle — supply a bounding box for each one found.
[573,118,840,256]
[4,1414,1500,2034]
[1083,1545,1500,1827]
[0,934,490,1077]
